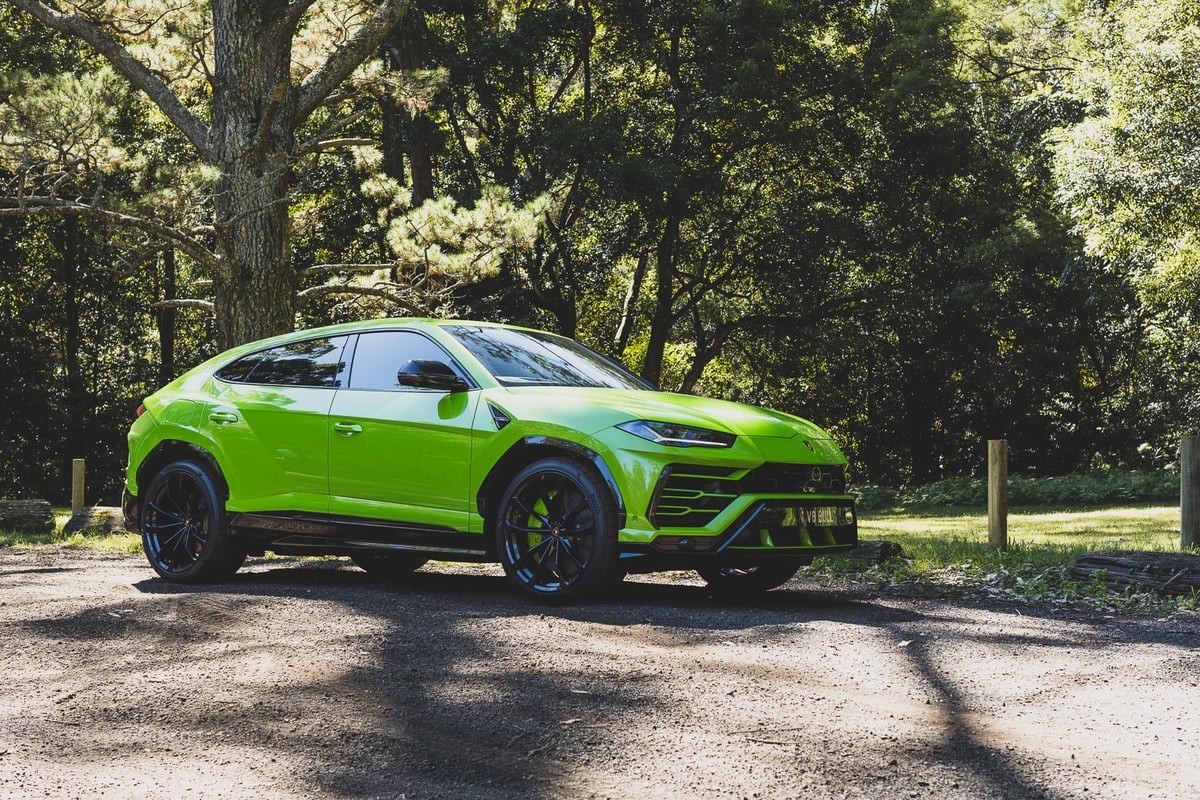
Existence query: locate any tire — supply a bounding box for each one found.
[140,459,245,583]
[351,551,428,577]
[697,561,804,594]
[495,457,620,602]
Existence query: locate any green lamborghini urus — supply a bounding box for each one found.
[123,319,857,601]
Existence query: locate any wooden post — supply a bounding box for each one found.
[988,440,1008,550]
[1182,436,1200,551]
[71,458,85,514]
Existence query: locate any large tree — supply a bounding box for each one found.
[5,0,413,348]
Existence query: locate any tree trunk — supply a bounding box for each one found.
[642,216,681,387]
[209,1,299,349]
[12,0,415,351]
[158,248,176,384]
[614,251,648,357]
[382,9,435,205]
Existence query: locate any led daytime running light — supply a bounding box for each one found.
[616,419,736,448]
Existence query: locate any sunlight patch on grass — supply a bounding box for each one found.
[826,505,1200,612]
[0,528,142,554]
[861,505,1179,560]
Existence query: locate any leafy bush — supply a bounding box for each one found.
[851,484,900,511]
[853,470,1178,510]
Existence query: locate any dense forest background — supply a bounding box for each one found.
[2,0,1198,505]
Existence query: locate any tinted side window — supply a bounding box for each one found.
[215,337,348,388]
[444,325,649,389]
[348,331,464,391]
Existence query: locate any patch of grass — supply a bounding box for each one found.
[809,505,1199,614]
[862,505,1178,559]
[1,524,142,554]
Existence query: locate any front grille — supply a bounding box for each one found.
[651,499,858,553]
[723,501,857,550]
[740,463,847,495]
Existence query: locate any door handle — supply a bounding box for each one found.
[208,411,239,424]
[333,421,363,436]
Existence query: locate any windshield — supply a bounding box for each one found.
[443,325,652,390]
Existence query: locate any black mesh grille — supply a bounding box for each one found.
[739,463,847,495]
[724,501,857,550]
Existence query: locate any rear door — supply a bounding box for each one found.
[327,330,479,531]
[205,336,348,514]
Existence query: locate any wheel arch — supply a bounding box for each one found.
[476,436,626,545]
[135,440,229,503]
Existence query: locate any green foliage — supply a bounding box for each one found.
[855,470,1179,510]
[3,0,1200,505]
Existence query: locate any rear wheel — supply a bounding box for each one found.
[496,457,620,602]
[697,562,804,594]
[351,551,428,577]
[140,459,245,583]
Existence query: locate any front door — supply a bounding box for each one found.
[327,330,479,532]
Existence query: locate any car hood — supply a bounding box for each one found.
[495,387,829,440]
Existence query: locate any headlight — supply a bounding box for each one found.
[616,419,736,448]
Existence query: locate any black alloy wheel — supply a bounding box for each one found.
[141,459,245,583]
[496,457,620,601]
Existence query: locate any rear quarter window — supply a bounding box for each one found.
[215,337,348,388]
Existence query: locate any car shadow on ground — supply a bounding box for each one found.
[86,557,1193,799]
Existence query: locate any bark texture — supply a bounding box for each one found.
[10,0,414,349]
[210,1,300,347]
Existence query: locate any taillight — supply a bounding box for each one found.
[136,404,145,418]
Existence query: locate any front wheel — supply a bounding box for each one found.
[495,457,620,602]
[140,459,245,583]
[697,561,805,594]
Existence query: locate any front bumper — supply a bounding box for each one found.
[619,495,857,572]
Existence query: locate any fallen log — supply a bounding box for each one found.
[1071,551,1200,596]
[0,498,55,534]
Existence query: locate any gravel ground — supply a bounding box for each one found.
[1,547,1199,800]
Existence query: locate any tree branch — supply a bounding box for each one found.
[273,0,322,38]
[9,0,213,161]
[294,0,413,122]
[296,283,423,314]
[301,263,394,277]
[0,197,218,270]
[301,137,376,154]
[153,299,215,312]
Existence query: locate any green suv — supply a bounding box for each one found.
[123,319,857,600]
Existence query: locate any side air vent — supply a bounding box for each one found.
[488,403,512,430]
[649,465,740,528]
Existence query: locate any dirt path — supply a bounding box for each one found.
[2,548,1198,800]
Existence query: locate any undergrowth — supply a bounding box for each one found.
[855,469,1177,511]
[808,515,1200,615]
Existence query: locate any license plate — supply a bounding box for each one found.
[800,506,840,526]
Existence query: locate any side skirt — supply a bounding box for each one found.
[227,512,491,561]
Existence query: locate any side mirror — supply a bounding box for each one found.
[396,360,468,392]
